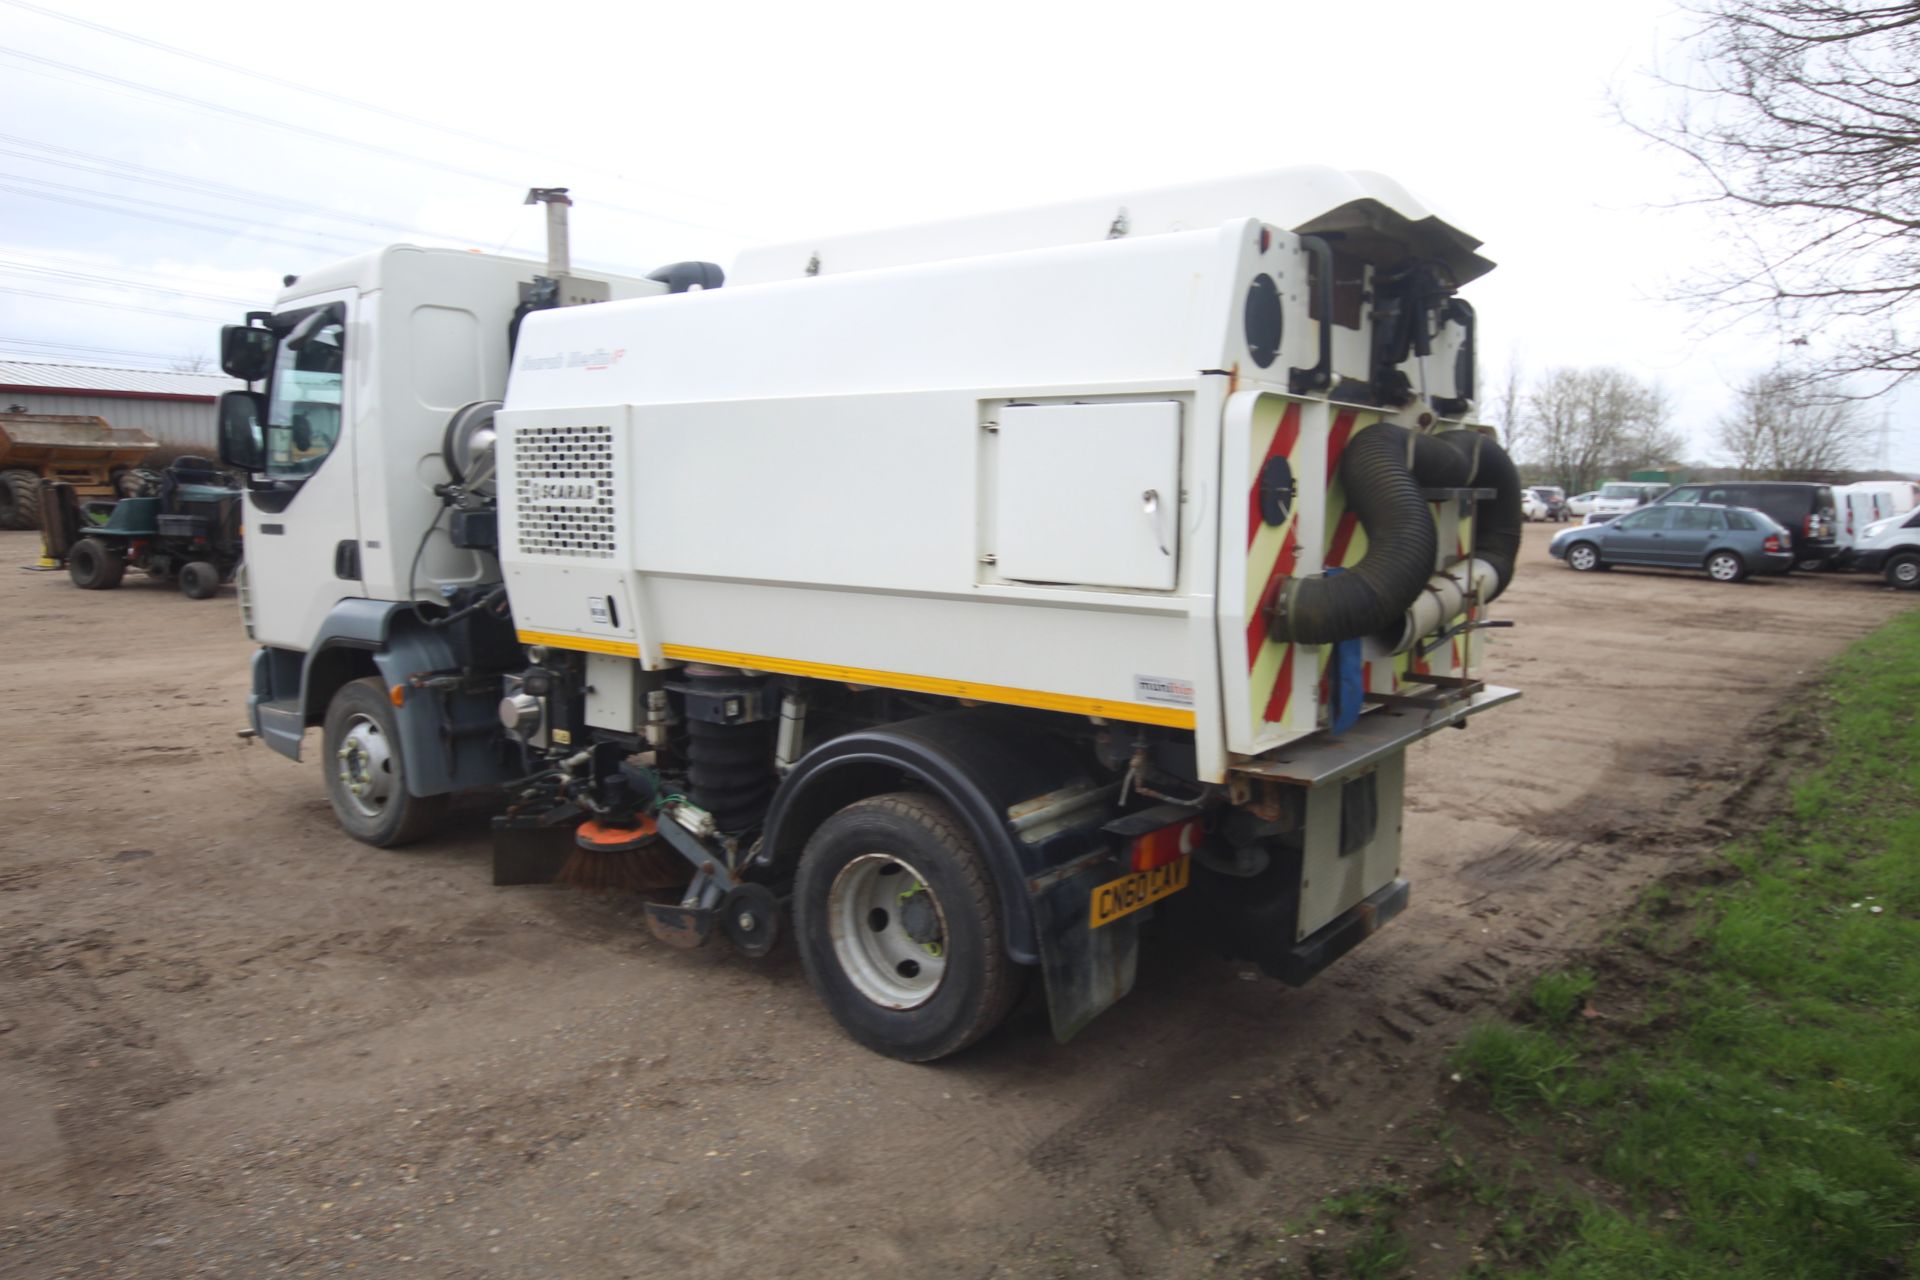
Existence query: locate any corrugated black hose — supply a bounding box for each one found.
[1267,424,1521,646]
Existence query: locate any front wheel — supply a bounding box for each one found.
[795,793,1022,1061]
[1566,542,1602,572]
[1885,553,1920,590]
[321,677,447,847]
[1706,550,1747,583]
[179,561,221,600]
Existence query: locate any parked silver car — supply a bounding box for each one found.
[1548,503,1795,582]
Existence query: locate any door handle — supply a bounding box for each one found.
[1142,489,1170,556]
[334,539,360,580]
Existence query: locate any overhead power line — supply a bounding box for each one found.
[0,257,254,306]
[0,283,229,323]
[0,43,744,237]
[0,132,464,243]
[0,335,190,369]
[0,177,383,256]
[0,0,736,221]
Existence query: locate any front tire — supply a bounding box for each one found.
[1706,550,1747,583]
[1566,542,1602,572]
[1886,553,1920,590]
[67,537,125,589]
[179,561,221,599]
[795,793,1021,1061]
[321,677,447,847]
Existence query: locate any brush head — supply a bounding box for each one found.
[557,817,689,892]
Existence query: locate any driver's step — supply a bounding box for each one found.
[254,699,303,754]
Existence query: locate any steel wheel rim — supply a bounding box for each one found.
[1570,546,1596,570]
[1709,554,1738,581]
[827,853,949,1009]
[336,713,394,818]
[1897,561,1919,586]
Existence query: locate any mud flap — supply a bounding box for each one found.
[1027,849,1139,1043]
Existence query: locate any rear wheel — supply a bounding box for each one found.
[67,537,125,589]
[179,561,221,600]
[1566,542,1602,572]
[321,677,447,847]
[0,469,40,531]
[795,793,1021,1061]
[1706,550,1747,583]
[1886,553,1920,590]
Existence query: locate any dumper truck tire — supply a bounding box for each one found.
[795,792,1022,1062]
[67,537,125,589]
[179,561,221,600]
[0,469,39,531]
[321,677,449,848]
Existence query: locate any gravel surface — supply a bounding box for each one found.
[0,524,1910,1278]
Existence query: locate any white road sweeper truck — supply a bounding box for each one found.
[217,172,1520,1060]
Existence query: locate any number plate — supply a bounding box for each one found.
[1090,857,1191,928]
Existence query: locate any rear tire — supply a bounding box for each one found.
[1706,550,1747,583]
[67,537,125,589]
[1566,542,1602,572]
[795,792,1021,1061]
[1885,553,1920,590]
[0,469,40,531]
[321,677,448,847]
[179,561,221,600]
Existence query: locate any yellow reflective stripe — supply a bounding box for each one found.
[515,629,640,657]
[659,643,1197,729]
[513,635,1197,728]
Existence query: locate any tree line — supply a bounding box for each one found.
[1490,361,1870,493]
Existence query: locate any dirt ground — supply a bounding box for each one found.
[0,524,1911,1279]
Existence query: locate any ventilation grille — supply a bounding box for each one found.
[513,423,616,559]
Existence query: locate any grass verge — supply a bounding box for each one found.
[1285,607,1920,1278]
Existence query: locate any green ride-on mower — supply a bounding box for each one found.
[53,456,244,599]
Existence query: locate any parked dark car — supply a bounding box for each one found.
[1548,503,1795,582]
[1652,481,1837,567]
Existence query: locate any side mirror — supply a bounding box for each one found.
[218,390,267,473]
[220,325,275,381]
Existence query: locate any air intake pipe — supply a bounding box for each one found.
[1266,424,1521,647]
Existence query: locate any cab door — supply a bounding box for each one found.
[242,293,365,651]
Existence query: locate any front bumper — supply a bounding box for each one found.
[1851,549,1888,572]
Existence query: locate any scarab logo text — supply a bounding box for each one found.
[529,478,600,506]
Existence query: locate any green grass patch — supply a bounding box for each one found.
[1296,607,1920,1278]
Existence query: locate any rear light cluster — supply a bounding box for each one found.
[1764,535,1784,553]
[1130,816,1204,872]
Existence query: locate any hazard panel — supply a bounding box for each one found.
[1217,391,1473,758]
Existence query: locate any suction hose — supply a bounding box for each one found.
[1267,424,1521,646]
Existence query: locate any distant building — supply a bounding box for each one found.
[0,360,242,451]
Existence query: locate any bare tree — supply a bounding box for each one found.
[1527,367,1675,493]
[169,351,211,374]
[1716,364,1871,473]
[1634,1,1920,386]
[1488,353,1527,459]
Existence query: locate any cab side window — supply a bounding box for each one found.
[265,311,345,481]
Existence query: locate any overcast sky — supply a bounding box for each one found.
[1,0,1913,472]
